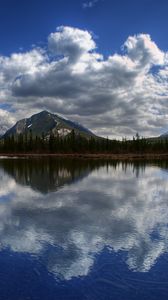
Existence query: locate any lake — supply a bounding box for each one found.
[0,158,168,300]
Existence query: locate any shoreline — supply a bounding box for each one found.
[0,153,168,160]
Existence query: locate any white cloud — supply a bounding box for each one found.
[124,34,165,69]
[0,26,168,138]
[82,0,100,9]
[0,109,15,135]
[48,26,96,63]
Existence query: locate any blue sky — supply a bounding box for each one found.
[1,0,168,56]
[0,0,168,138]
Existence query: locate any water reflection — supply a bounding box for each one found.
[0,158,168,280]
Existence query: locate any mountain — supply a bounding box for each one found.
[160,132,168,138]
[2,110,95,139]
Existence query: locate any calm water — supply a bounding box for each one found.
[0,158,168,300]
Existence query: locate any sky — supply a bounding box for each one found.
[0,0,168,138]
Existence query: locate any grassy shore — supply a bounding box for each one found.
[1,153,168,160]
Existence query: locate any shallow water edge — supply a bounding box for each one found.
[1,152,168,160]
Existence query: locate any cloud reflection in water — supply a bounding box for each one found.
[0,159,168,280]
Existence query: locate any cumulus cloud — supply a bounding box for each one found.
[0,160,168,279]
[124,34,164,69]
[48,26,96,62]
[0,26,168,137]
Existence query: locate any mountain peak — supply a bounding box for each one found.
[37,110,53,115]
[37,110,49,115]
[2,111,95,139]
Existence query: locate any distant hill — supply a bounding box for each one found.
[2,110,95,139]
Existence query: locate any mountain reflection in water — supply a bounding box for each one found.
[0,158,168,282]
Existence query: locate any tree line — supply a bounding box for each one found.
[0,130,168,154]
